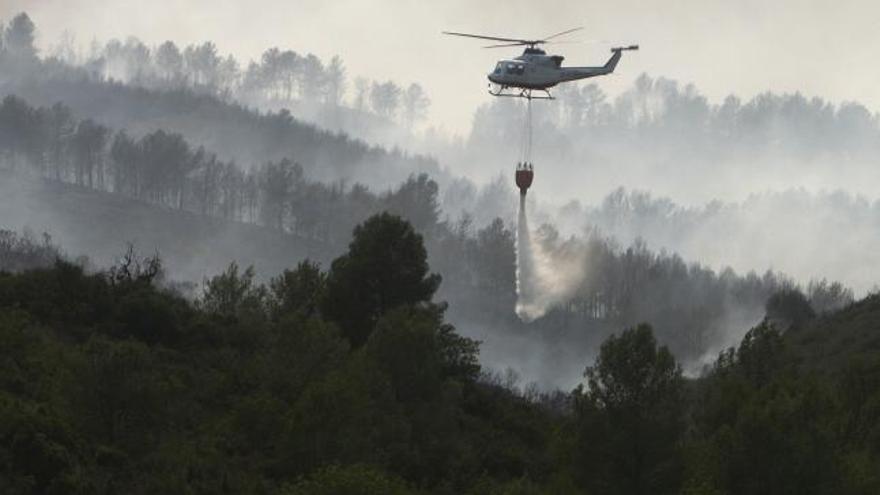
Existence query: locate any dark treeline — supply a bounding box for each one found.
[1,12,429,141]
[0,229,61,272]
[0,95,431,245]
[4,12,431,125]
[78,27,432,128]
[1,214,878,494]
[564,186,880,294]
[468,74,880,162]
[0,13,440,190]
[549,74,879,153]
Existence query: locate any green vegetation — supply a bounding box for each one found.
[0,213,878,494]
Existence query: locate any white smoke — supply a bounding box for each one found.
[515,193,588,321]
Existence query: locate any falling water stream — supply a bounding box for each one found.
[515,192,538,321]
[515,192,589,322]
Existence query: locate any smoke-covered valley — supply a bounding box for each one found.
[1,11,878,389]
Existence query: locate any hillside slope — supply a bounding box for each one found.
[0,72,442,189]
[789,295,880,373]
[0,171,332,283]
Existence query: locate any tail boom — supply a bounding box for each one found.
[559,44,638,82]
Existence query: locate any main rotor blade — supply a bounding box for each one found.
[443,31,528,44]
[543,27,584,41]
[483,42,529,49]
[545,39,604,45]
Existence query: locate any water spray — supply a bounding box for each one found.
[515,98,537,320]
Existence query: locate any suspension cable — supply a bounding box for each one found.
[526,97,533,164]
[518,96,534,165]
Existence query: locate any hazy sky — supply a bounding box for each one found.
[3,0,880,134]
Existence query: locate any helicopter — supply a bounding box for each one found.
[443,27,638,99]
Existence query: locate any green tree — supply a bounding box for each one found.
[367,305,480,400]
[0,392,90,494]
[322,213,441,347]
[384,173,440,234]
[370,81,402,119]
[765,288,815,329]
[0,95,36,169]
[282,464,415,495]
[4,13,37,61]
[685,323,840,495]
[269,260,326,320]
[200,262,266,320]
[573,324,684,495]
[45,103,75,182]
[324,55,347,106]
[474,218,516,296]
[400,83,430,128]
[155,40,184,83]
[259,158,302,230]
[734,322,787,387]
[70,119,109,188]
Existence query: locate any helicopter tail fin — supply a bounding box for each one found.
[604,45,639,73]
[603,50,623,73]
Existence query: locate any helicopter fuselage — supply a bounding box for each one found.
[486,46,636,94]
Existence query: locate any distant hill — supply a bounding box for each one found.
[0,171,333,283]
[0,71,443,190]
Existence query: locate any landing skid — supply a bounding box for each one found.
[488,85,554,100]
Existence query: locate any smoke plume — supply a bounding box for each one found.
[515,193,587,321]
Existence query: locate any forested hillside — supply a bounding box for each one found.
[0,13,440,189]
[0,171,325,283]
[558,187,880,294]
[2,156,854,386]
[0,215,878,494]
[459,73,880,201]
[0,12,860,385]
[0,91,854,384]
